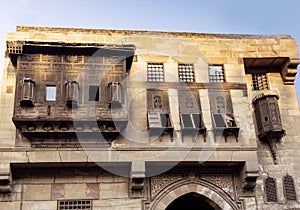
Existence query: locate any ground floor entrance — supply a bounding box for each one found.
[146,181,239,210]
[166,192,218,210]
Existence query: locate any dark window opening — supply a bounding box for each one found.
[89,85,99,101]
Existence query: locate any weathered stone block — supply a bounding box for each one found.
[23,184,51,201]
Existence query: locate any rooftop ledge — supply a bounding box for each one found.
[15,26,294,40]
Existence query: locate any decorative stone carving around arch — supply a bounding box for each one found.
[147,180,241,210]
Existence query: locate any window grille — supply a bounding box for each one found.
[265,177,278,202]
[178,64,194,82]
[252,73,268,90]
[58,200,92,210]
[209,65,225,82]
[283,175,297,201]
[148,63,164,82]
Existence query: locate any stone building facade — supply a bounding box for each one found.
[0,26,299,210]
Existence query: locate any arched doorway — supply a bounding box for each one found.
[166,192,220,210]
[147,182,239,210]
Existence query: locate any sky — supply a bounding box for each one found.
[0,0,299,106]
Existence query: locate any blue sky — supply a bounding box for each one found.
[0,0,300,105]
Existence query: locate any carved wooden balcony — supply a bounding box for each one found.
[12,117,128,144]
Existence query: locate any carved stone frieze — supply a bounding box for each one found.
[150,174,183,199]
[200,174,235,199]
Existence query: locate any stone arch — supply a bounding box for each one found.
[148,180,240,210]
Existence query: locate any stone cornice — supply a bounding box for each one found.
[16,26,293,40]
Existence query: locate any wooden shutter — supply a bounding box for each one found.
[212,113,227,128]
[192,113,202,128]
[181,114,194,128]
[148,112,162,128]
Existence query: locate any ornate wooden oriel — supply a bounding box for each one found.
[11,42,135,146]
[252,92,285,164]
